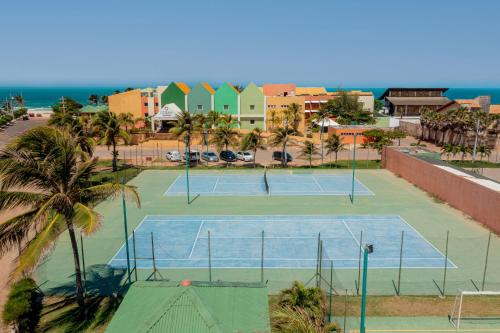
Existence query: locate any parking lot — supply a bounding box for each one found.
[0,117,47,148]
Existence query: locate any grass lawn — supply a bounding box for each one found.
[448,160,500,168]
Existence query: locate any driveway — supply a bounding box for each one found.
[0,118,48,148]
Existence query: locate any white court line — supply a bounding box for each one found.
[397,215,458,269]
[311,175,326,192]
[163,175,181,196]
[342,219,361,248]
[188,220,204,259]
[211,176,221,193]
[106,215,149,266]
[110,257,451,261]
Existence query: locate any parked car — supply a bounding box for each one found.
[166,150,181,162]
[236,151,254,162]
[201,151,219,162]
[219,150,237,162]
[22,115,30,120]
[272,151,293,162]
[181,150,200,162]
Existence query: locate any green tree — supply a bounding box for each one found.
[93,111,130,172]
[88,94,99,106]
[169,111,202,158]
[325,134,346,166]
[270,304,338,333]
[206,110,221,129]
[283,103,302,132]
[440,143,454,161]
[390,129,406,146]
[278,281,324,317]
[117,112,135,133]
[2,278,42,333]
[458,144,471,161]
[476,145,492,161]
[48,97,82,128]
[14,94,25,108]
[240,128,266,167]
[312,107,332,164]
[363,129,394,154]
[0,127,140,318]
[100,95,109,105]
[210,115,240,152]
[269,127,296,167]
[299,140,319,168]
[322,91,375,125]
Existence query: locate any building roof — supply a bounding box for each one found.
[454,99,481,108]
[296,87,327,95]
[262,83,296,96]
[386,96,450,106]
[79,105,108,114]
[489,105,500,114]
[226,82,240,94]
[175,82,191,94]
[378,88,449,99]
[328,90,374,97]
[201,82,215,95]
[105,281,270,333]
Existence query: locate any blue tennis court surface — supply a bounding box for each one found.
[164,174,373,196]
[108,215,455,269]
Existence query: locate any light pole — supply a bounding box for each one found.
[350,133,357,204]
[184,135,190,204]
[360,244,373,333]
[121,180,131,284]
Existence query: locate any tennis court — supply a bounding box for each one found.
[164,173,374,196]
[108,215,455,270]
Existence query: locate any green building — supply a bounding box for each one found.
[239,82,265,130]
[187,82,215,114]
[161,82,190,111]
[106,281,270,333]
[214,82,239,117]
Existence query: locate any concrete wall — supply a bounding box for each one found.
[382,147,500,233]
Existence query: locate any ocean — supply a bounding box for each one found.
[1,86,500,108]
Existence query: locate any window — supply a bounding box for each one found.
[155,102,158,106]
[250,120,255,125]
[250,105,255,110]
[197,105,203,111]
[144,102,148,106]
[144,113,149,117]
[223,104,229,111]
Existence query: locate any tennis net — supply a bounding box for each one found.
[264,168,270,194]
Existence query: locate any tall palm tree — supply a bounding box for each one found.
[440,143,454,161]
[269,127,296,167]
[206,110,221,129]
[93,111,130,172]
[477,145,492,162]
[299,141,319,168]
[117,112,135,133]
[283,103,302,132]
[325,134,346,166]
[240,128,266,167]
[311,107,332,164]
[210,115,240,151]
[169,111,201,158]
[13,94,24,108]
[0,127,140,318]
[278,281,324,317]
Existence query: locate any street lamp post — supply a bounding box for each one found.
[360,244,373,333]
[184,136,190,204]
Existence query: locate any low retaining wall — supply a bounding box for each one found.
[382,147,500,233]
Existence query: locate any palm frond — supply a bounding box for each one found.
[0,209,38,255]
[12,213,66,278]
[0,191,47,211]
[84,183,141,208]
[72,203,102,235]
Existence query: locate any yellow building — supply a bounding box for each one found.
[265,96,306,132]
[108,89,143,119]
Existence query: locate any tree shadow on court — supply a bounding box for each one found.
[38,264,127,332]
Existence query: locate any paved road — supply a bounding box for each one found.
[0,118,48,148]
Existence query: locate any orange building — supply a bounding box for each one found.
[265,95,305,131]
[108,88,160,122]
[328,126,376,145]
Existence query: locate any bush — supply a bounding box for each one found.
[14,108,28,118]
[2,278,43,333]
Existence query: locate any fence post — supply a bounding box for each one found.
[208,230,212,282]
[356,231,363,295]
[318,240,323,288]
[343,289,348,333]
[481,232,492,291]
[133,230,138,281]
[151,232,157,281]
[328,260,333,323]
[261,230,264,283]
[397,230,404,295]
[316,233,321,287]
[442,231,449,296]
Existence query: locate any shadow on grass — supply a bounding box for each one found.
[38,264,129,332]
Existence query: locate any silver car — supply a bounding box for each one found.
[166,150,181,162]
[236,151,254,162]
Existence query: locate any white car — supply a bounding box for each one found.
[166,150,181,162]
[236,151,254,162]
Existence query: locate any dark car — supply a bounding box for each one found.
[219,150,237,162]
[272,151,293,162]
[181,150,200,163]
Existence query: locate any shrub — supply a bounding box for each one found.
[2,278,43,333]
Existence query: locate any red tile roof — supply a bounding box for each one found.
[262,83,296,96]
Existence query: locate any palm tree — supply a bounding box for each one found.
[278,281,324,317]
[312,107,332,164]
[325,134,346,166]
[440,143,454,161]
[269,109,279,131]
[100,95,109,105]
[283,103,302,132]
[210,115,240,152]
[458,144,471,161]
[117,112,135,133]
[93,111,130,172]
[270,304,338,333]
[269,127,296,167]
[299,141,319,168]
[169,111,201,158]
[13,94,24,108]
[240,128,266,167]
[0,126,140,318]
[206,110,221,129]
[477,145,492,161]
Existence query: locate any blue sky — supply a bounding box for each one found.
[1,0,499,87]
